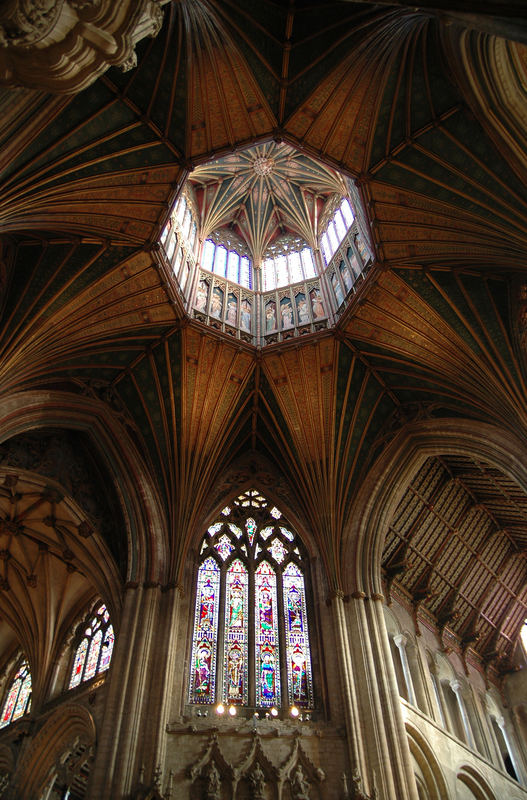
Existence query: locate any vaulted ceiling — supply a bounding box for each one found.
[1,0,527,675]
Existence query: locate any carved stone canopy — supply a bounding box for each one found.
[0,0,170,94]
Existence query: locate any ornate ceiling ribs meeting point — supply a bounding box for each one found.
[383,454,527,674]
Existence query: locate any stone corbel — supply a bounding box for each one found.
[0,0,170,94]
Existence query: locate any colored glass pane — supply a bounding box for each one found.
[0,662,31,728]
[99,625,115,672]
[246,518,257,546]
[215,534,234,560]
[0,684,18,727]
[270,507,282,519]
[229,524,242,539]
[189,557,220,703]
[260,526,273,541]
[223,560,248,704]
[84,628,103,681]
[221,506,231,516]
[269,538,287,564]
[255,561,280,706]
[283,563,313,707]
[280,527,294,542]
[69,638,88,689]
[208,522,222,536]
[12,676,31,722]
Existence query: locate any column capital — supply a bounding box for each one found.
[393,633,408,650]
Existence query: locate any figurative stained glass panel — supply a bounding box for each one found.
[69,638,88,689]
[189,489,314,711]
[246,518,257,546]
[223,559,248,704]
[283,562,313,707]
[255,561,280,706]
[215,534,235,561]
[189,557,220,703]
[269,538,287,564]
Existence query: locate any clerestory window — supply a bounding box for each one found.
[0,659,31,728]
[68,604,114,689]
[189,489,314,710]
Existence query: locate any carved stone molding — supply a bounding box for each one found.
[0,0,170,94]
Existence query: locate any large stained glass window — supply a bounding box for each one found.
[0,660,31,728]
[189,489,314,709]
[68,604,114,689]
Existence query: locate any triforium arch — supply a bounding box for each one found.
[405,723,450,800]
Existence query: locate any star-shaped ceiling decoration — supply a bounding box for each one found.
[189,141,348,265]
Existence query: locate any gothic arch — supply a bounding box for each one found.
[405,723,450,800]
[345,418,527,597]
[456,765,496,800]
[0,390,169,584]
[15,703,96,799]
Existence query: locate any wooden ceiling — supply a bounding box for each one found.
[1,0,527,673]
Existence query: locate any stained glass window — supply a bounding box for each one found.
[189,489,314,710]
[224,559,248,705]
[68,604,114,689]
[0,660,31,728]
[189,557,221,704]
[283,563,313,707]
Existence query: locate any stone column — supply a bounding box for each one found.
[332,591,419,800]
[87,583,163,798]
[497,715,526,785]
[369,596,420,800]
[329,591,367,786]
[135,584,184,780]
[393,634,416,707]
[450,680,475,749]
[404,639,429,714]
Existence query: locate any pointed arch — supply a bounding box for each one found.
[188,488,314,709]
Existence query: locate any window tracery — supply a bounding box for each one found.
[68,604,114,690]
[0,659,31,728]
[189,489,314,710]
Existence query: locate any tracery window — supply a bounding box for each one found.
[262,246,316,291]
[189,489,314,710]
[0,659,31,728]
[68,604,114,689]
[320,198,354,264]
[201,239,252,288]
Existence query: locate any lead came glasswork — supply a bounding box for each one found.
[190,557,220,703]
[283,562,313,707]
[255,561,280,706]
[223,559,248,704]
[189,489,313,710]
[0,660,31,728]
